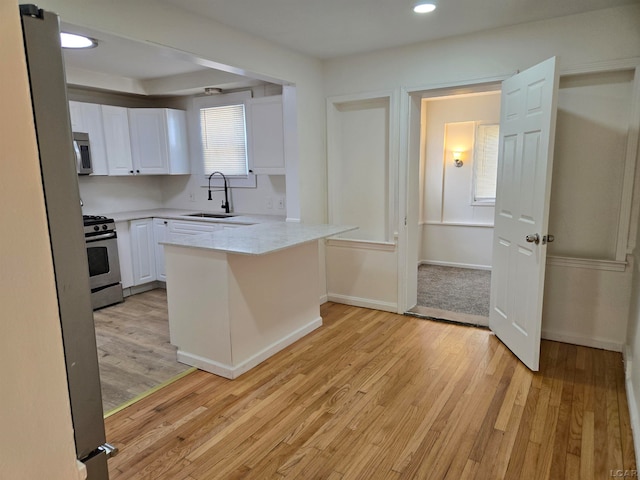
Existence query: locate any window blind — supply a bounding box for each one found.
[200,104,248,176]
[474,124,499,202]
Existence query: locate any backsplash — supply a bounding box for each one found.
[78,173,286,216]
[161,173,287,216]
[78,175,164,215]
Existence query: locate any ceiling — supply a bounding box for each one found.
[161,0,639,59]
[61,0,639,96]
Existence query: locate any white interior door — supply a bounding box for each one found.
[489,57,560,371]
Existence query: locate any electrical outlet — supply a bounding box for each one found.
[188,192,195,202]
[266,197,273,209]
[277,197,285,210]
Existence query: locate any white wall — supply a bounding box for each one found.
[326,241,398,312]
[625,245,640,462]
[323,6,640,95]
[78,175,164,214]
[325,92,398,310]
[329,97,390,242]
[0,3,81,478]
[549,70,634,260]
[421,93,500,269]
[323,5,640,340]
[161,173,287,216]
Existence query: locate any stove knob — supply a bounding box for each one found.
[102,224,108,230]
[94,225,100,231]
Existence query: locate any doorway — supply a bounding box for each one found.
[407,88,501,326]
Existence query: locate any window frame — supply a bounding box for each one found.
[471,122,499,206]
[193,91,256,188]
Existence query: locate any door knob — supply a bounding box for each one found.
[525,233,540,245]
[543,234,555,244]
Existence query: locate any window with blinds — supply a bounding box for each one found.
[473,123,499,204]
[200,104,248,176]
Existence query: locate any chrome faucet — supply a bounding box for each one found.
[207,171,230,213]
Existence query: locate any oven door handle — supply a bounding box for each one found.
[86,232,116,242]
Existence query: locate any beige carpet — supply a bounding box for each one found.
[416,264,491,317]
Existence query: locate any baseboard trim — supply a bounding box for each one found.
[623,345,640,469]
[419,260,492,271]
[177,317,323,379]
[541,329,623,352]
[327,293,397,313]
[122,281,165,298]
[319,294,328,304]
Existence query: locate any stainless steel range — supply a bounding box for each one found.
[83,215,123,310]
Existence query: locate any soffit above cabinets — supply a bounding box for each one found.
[61,22,274,97]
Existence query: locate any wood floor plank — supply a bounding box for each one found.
[103,300,636,480]
[94,289,191,412]
[549,343,576,477]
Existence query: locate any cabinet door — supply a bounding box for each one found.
[153,219,168,282]
[249,96,285,174]
[130,219,156,285]
[101,105,134,176]
[115,221,134,289]
[128,109,170,175]
[165,109,190,174]
[68,101,109,175]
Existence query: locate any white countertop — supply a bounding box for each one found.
[162,222,357,255]
[94,208,285,225]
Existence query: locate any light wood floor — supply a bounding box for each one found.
[94,289,191,413]
[104,302,636,479]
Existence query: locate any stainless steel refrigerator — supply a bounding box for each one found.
[20,5,112,479]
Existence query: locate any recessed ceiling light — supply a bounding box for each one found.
[413,2,436,13]
[60,32,97,49]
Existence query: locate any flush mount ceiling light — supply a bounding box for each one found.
[413,2,436,13]
[60,32,97,49]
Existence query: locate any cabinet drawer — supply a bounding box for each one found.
[168,220,221,235]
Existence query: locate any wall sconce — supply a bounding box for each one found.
[452,151,463,168]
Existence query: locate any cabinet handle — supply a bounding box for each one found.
[136,169,140,173]
[129,170,134,174]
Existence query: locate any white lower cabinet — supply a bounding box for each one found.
[115,221,134,289]
[130,219,156,285]
[154,219,221,282]
[118,218,243,290]
[153,219,168,282]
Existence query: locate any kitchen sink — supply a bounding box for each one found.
[185,213,237,219]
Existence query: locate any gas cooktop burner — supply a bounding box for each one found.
[83,215,114,227]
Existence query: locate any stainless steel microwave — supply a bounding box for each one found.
[73,132,93,175]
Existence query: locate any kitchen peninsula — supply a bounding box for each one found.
[162,222,356,379]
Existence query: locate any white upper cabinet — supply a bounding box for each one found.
[70,102,189,176]
[101,105,134,176]
[248,95,285,175]
[68,101,109,175]
[128,108,190,175]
